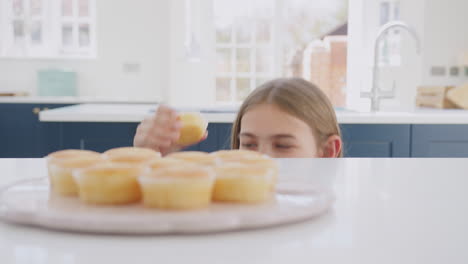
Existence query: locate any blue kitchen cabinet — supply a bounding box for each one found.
[6,103,467,158]
[340,124,411,157]
[183,123,232,152]
[411,125,468,157]
[59,122,231,153]
[216,123,233,150]
[59,122,138,152]
[0,103,73,158]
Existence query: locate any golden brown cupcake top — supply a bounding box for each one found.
[76,162,146,179]
[234,156,278,168]
[211,149,264,162]
[47,149,100,160]
[178,112,207,126]
[144,164,214,180]
[215,162,276,177]
[148,157,184,170]
[49,155,105,169]
[167,151,219,166]
[103,147,161,164]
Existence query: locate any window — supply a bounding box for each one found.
[60,0,94,55]
[1,0,48,57]
[213,0,348,106]
[0,0,96,58]
[214,0,276,102]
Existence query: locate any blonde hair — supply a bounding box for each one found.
[230,78,343,157]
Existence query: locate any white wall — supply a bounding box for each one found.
[420,0,468,86]
[167,0,215,108]
[0,2,3,55]
[346,0,371,112]
[0,0,171,101]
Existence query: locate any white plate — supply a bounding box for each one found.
[0,177,333,235]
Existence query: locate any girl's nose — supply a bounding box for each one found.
[257,144,268,155]
[257,144,275,158]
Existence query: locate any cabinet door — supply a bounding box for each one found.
[60,122,138,152]
[36,104,72,157]
[341,124,411,157]
[182,124,216,152]
[0,103,71,158]
[412,125,468,157]
[216,123,232,150]
[183,123,232,152]
[0,104,37,157]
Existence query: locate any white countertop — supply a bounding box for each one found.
[39,103,468,124]
[0,96,158,104]
[39,103,237,123]
[1,158,467,264]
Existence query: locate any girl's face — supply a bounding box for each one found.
[239,103,320,158]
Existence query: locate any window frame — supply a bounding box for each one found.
[213,0,283,104]
[58,0,96,57]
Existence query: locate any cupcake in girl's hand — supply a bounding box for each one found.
[176,112,208,146]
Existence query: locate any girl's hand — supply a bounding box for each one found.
[133,105,207,156]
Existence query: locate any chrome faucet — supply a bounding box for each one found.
[361,21,421,112]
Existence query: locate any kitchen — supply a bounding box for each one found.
[1,0,468,263]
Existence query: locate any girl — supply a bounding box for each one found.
[134,78,342,158]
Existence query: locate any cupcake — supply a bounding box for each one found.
[211,149,264,162]
[238,157,279,192]
[46,149,101,169]
[73,163,145,205]
[103,147,161,165]
[138,165,215,210]
[211,150,278,192]
[167,151,219,166]
[213,162,277,203]
[47,149,100,160]
[176,112,208,146]
[148,157,184,171]
[48,155,105,196]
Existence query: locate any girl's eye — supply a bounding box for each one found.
[241,143,257,149]
[275,144,293,150]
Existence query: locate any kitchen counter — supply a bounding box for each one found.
[1,158,467,264]
[0,96,158,104]
[40,103,236,123]
[39,103,468,124]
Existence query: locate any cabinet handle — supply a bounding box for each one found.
[32,107,40,115]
